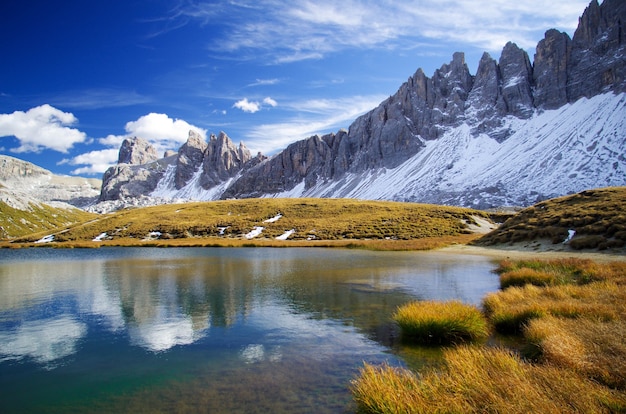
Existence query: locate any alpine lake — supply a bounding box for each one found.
[0,247,500,413]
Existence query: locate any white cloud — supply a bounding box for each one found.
[0,104,87,153]
[60,148,120,175]
[263,97,278,107]
[244,94,386,154]
[233,98,261,113]
[234,97,278,113]
[124,113,206,145]
[65,113,207,175]
[174,0,589,63]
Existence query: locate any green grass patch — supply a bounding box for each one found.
[393,300,489,345]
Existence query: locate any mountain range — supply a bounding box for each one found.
[1,0,625,213]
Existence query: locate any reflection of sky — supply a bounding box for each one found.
[240,302,388,366]
[129,312,206,352]
[0,316,86,369]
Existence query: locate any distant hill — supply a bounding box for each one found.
[6,198,495,248]
[475,187,626,252]
[0,155,100,239]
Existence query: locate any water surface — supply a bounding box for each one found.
[0,247,499,413]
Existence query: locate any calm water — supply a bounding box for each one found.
[0,247,499,413]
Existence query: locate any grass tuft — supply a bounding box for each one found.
[393,300,489,345]
[525,316,626,390]
[351,346,626,414]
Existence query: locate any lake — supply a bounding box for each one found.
[0,247,499,413]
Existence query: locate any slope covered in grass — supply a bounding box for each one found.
[0,201,97,239]
[10,198,491,247]
[475,187,626,251]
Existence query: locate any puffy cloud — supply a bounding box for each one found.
[233,98,261,113]
[0,104,87,153]
[124,113,206,145]
[66,113,207,175]
[60,148,119,175]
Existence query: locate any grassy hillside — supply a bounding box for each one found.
[0,201,97,239]
[476,187,626,251]
[8,198,491,248]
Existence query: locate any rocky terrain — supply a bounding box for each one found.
[0,155,101,210]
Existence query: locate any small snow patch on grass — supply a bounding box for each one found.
[245,227,264,239]
[92,232,108,242]
[264,214,282,223]
[276,229,295,240]
[35,235,55,243]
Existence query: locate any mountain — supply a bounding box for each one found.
[0,155,101,210]
[94,0,624,211]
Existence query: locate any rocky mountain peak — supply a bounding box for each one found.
[118,137,159,165]
[200,131,254,189]
[175,130,208,189]
[498,42,533,119]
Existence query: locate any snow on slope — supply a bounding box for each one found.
[150,164,239,202]
[275,92,626,208]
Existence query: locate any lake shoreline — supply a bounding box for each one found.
[2,236,625,262]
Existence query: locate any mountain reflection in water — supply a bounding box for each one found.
[0,247,499,413]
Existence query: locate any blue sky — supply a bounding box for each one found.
[0,0,590,176]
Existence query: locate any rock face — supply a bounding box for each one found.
[0,155,101,209]
[96,0,625,210]
[175,130,207,189]
[118,137,159,165]
[567,0,626,100]
[498,42,534,119]
[99,130,263,202]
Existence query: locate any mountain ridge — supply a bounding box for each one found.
[93,0,625,212]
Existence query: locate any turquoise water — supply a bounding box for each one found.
[0,247,499,413]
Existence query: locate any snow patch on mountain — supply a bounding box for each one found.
[150,164,239,202]
[268,92,625,207]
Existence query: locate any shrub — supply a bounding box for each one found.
[393,300,489,345]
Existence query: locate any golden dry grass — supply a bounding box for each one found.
[353,257,626,413]
[476,187,626,251]
[525,316,626,390]
[496,257,626,288]
[0,201,97,239]
[7,198,490,249]
[393,300,489,345]
[482,281,626,334]
[352,346,626,414]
